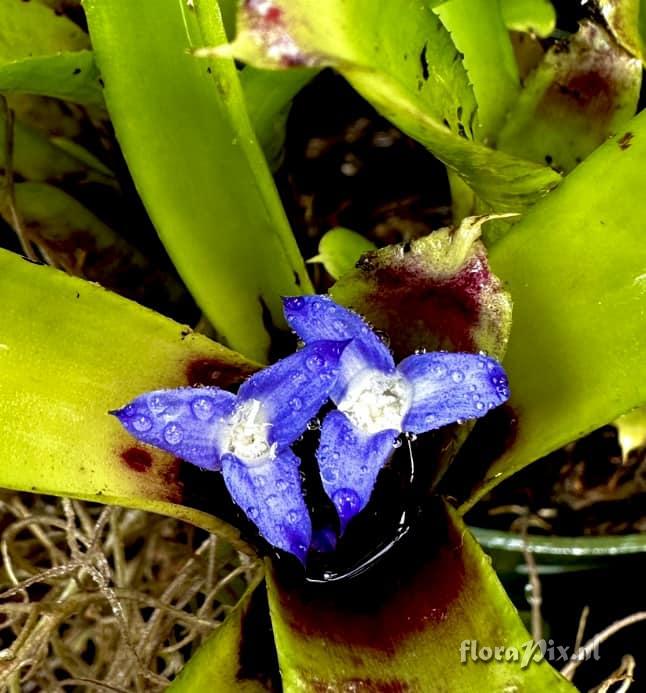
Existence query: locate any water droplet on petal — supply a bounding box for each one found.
[321,466,338,483]
[149,396,166,414]
[266,494,279,507]
[332,319,345,335]
[276,478,289,492]
[312,300,322,311]
[132,415,152,432]
[291,371,307,385]
[342,429,356,445]
[253,475,266,488]
[451,370,465,383]
[306,354,325,371]
[192,397,214,420]
[287,510,298,524]
[405,431,418,442]
[247,506,259,519]
[290,297,304,309]
[289,397,302,411]
[164,423,183,444]
[425,413,436,425]
[456,418,466,425]
[332,488,361,516]
[431,365,447,378]
[392,436,403,448]
[360,464,369,473]
[307,418,321,431]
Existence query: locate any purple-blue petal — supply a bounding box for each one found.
[221,449,312,562]
[398,352,510,434]
[317,410,397,532]
[111,387,236,470]
[237,339,349,448]
[282,295,395,401]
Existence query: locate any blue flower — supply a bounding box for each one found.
[283,295,511,530]
[111,340,349,562]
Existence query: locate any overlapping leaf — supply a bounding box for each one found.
[225,0,561,211]
[84,0,312,362]
[0,248,258,552]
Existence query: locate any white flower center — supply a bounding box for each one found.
[338,370,412,434]
[225,399,276,465]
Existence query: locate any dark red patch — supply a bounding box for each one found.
[265,6,282,22]
[366,251,492,358]
[120,447,153,473]
[272,501,465,655]
[185,358,252,388]
[618,131,634,150]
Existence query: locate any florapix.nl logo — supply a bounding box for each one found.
[459,639,599,669]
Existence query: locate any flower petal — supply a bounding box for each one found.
[317,410,397,532]
[221,449,312,562]
[282,295,395,400]
[398,352,510,434]
[237,339,350,448]
[111,387,235,470]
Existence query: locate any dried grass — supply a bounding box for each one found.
[0,492,259,692]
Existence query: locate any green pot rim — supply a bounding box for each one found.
[470,526,646,557]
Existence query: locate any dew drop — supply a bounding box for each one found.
[332,488,361,515]
[312,300,322,311]
[321,466,338,483]
[307,418,321,431]
[149,396,166,414]
[360,464,369,473]
[414,348,427,355]
[163,423,183,444]
[469,384,477,392]
[291,371,307,385]
[252,475,266,488]
[191,397,214,420]
[476,401,485,411]
[425,413,436,425]
[287,510,298,524]
[266,494,279,507]
[247,506,259,519]
[451,370,465,383]
[276,478,289,492]
[289,397,302,411]
[392,437,403,448]
[122,404,135,417]
[306,354,325,371]
[132,415,152,432]
[431,365,447,378]
[405,431,418,442]
[342,429,356,445]
[290,297,304,309]
[472,392,480,401]
[456,418,466,425]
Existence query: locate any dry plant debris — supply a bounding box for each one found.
[0,492,258,692]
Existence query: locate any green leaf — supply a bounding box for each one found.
[460,111,646,510]
[0,50,104,105]
[497,21,642,174]
[241,66,316,169]
[0,247,258,552]
[168,575,275,692]
[501,0,556,38]
[308,227,376,280]
[0,114,112,184]
[84,0,312,363]
[225,0,561,211]
[331,215,513,361]
[0,0,89,61]
[435,0,520,140]
[265,501,576,691]
[599,0,646,63]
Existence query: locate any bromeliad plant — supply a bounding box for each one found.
[1,0,646,690]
